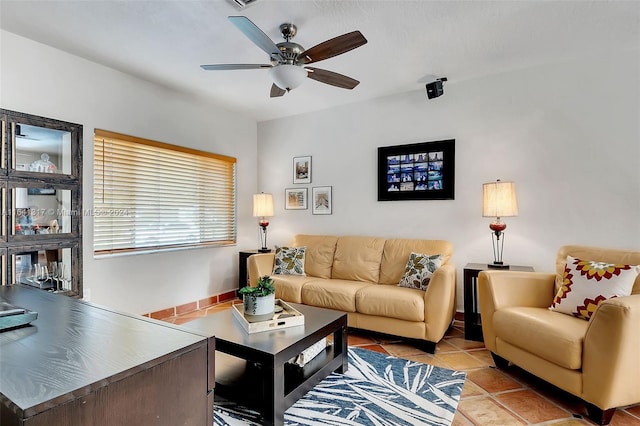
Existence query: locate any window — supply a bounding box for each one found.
[94,129,236,256]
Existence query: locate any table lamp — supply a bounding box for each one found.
[253,193,274,253]
[482,180,518,268]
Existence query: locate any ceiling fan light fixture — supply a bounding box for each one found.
[269,64,307,91]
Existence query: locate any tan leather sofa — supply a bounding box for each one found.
[478,245,640,425]
[248,234,456,353]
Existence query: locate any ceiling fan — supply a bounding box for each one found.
[200,16,367,97]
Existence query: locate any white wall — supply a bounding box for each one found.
[3,29,638,314]
[1,31,258,314]
[257,49,640,311]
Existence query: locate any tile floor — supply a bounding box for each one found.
[162,301,640,426]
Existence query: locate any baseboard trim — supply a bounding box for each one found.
[143,289,238,320]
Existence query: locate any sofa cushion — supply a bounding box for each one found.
[398,252,444,290]
[550,256,640,320]
[379,239,452,284]
[555,245,640,294]
[301,279,372,312]
[291,235,338,279]
[332,236,386,283]
[356,285,425,322]
[271,275,314,304]
[272,246,306,276]
[494,306,588,370]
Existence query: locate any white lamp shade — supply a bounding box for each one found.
[483,181,518,218]
[269,64,307,91]
[253,193,274,217]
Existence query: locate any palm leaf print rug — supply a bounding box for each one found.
[214,347,465,425]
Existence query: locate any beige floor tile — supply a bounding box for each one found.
[435,351,487,371]
[435,339,461,353]
[173,316,201,325]
[542,419,591,425]
[466,368,524,393]
[382,342,426,357]
[460,378,486,398]
[466,349,494,367]
[496,389,571,423]
[447,337,486,350]
[451,410,475,426]
[457,397,526,425]
[623,404,640,419]
[609,410,640,426]
[446,327,465,339]
[347,333,378,346]
[402,353,453,369]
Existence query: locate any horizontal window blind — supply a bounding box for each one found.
[94,129,236,256]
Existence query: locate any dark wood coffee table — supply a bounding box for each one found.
[185,302,347,426]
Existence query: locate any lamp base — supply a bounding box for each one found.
[488,262,510,269]
[258,248,272,253]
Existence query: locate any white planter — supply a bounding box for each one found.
[243,293,275,323]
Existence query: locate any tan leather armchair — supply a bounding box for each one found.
[478,245,640,425]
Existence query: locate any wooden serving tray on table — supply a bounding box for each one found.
[232,299,304,333]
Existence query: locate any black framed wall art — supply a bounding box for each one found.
[378,139,455,201]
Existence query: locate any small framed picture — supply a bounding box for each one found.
[285,188,308,210]
[293,156,312,184]
[312,186,332,215]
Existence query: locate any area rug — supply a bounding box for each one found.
[214,347,466,426]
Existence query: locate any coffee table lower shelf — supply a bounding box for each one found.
[217,345,341,407]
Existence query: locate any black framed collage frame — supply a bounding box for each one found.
[378,139,455,201]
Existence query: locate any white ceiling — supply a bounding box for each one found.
[1,0,638,122]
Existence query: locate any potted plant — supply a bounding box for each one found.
[239,275,276,322]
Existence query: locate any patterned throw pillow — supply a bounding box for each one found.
[272,246,306,276]
[398,252,443,290]
[549,256,640,320]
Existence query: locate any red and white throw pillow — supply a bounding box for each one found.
[549,256,640,320]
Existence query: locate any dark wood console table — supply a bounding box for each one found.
[0,284,215,426]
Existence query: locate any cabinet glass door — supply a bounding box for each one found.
[12,122,72,175]
[12,247,74,293]
[11,187,74,236]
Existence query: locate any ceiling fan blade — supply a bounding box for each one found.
[228,16,283,60]
[200,64,272,71]
[299,31,367,64]
[305,67,360,89]
[270,84,286,98]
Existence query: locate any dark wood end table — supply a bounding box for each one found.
[463,263,535,342]
[238,249,261,289]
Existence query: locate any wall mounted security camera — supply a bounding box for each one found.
[426,77,447,99]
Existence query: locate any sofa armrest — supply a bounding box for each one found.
[248,253,275,287]
[478,271,556,351]
[423,264,456,342]
[582,294,640,409]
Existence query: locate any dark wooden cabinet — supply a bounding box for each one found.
[0,285,215,426]
[463,263,534,341]
[0,109,83,297]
